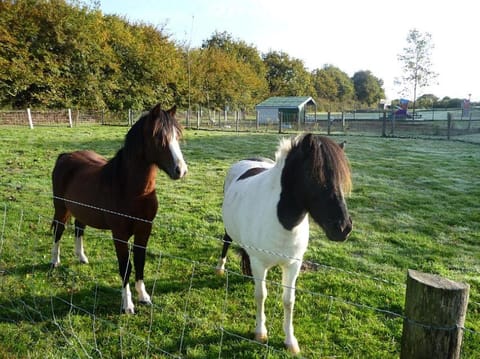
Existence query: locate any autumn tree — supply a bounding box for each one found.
[262,51,314,97]
[352,70,385,106]
[191,31,268,110]
[397,28,438,117]
[311,65,354,109]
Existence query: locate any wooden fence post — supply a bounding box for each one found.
[67,108,73,128]
[27,108,33,129]
[401,269,469,359]
[447,112,453,140]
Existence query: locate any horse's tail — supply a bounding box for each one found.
[237,248,252,277]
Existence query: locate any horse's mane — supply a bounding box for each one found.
[101,105,182,184]
[276,134,352,195]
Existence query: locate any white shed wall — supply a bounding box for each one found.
[257,108,279,124]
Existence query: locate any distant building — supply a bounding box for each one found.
[256,96,317,124]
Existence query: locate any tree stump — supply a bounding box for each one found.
[401,269,470,359]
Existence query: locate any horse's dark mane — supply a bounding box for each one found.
[292,134,352,194]
[101,106,182,184]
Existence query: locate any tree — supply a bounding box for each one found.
[397,29,438,118]
[262,51,314,97]
[352,70,385,107]
[311,65,354,108]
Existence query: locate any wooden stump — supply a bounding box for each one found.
[401,269,470,359]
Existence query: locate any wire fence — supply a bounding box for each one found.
[1,107,480,144]
[0,200,478,358]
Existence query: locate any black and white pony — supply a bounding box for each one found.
[216,134,352,354]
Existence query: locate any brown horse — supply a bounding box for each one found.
[50,104,187,314]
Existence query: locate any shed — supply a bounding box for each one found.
[255,96,317,124]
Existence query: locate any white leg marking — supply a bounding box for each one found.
[252,260,268,342]
[168,131,188,178]
[122,283,135,314]
[215,257,227,275]
[75,235,89,264]
[51,241,60,267]
[282,263,301,354]
[135,280,152,305]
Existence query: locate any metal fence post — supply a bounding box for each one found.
[447,112,453,140]
[327,111,331,135]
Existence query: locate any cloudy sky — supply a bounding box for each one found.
[100,0,479,101]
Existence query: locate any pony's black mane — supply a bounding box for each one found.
[101,106,182,184]
[277,134,351,230]
[289,134,351,193]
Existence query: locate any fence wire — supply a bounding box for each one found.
[0,202,478,358]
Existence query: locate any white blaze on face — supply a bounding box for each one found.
[169,129,187,177]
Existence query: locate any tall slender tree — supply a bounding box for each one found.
[397,29,438,118]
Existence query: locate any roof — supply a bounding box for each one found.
[256,96,317,109]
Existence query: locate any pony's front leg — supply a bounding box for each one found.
[251,259,268,342]
[113,234,134,314]
[133,229,152,305]
[281,262,301,354]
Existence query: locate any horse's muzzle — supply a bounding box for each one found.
[326,216,352,242]
[173,161,188,179]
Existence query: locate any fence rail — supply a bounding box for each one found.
[1,108,480,144]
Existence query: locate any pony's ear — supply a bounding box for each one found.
[150,103,162,117]
[301,133,316,153]
[339,141,347,150]
[167,105,177,117]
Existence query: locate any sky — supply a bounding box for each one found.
[99,0,479,102]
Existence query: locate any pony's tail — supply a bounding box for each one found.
[237,248,252,277]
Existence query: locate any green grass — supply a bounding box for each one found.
[0,126,479,358]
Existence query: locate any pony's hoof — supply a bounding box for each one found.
[215,267,225,276]
[139,299,152,306]
[50,262,60,269]
[285,342,300,355]
[255,332,268,343]
[123,307,135,315]
[79,258,89,264]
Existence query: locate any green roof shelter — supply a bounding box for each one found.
[255,96,317,124]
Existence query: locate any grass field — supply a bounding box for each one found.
[0,125,479,358]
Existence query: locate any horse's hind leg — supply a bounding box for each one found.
[51,203,70,268]
[74,219,88,264]
[215,232,232,275]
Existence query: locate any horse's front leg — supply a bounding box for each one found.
[112,232,134,314]
[281,261,301,354]
[133,226,152,305]
[251,258,269,342]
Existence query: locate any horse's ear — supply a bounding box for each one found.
[339,141,347,150]
[301,133,315,153]
[150,103,162,117]
[167,105,177,117]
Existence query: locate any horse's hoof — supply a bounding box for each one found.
[286,343,300,355]
[215,267,225,276]
[79,259,89,264]
[50,262,59,269]
[123,307,135,315]
[139,299,152,306]
[255,332,268,343]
